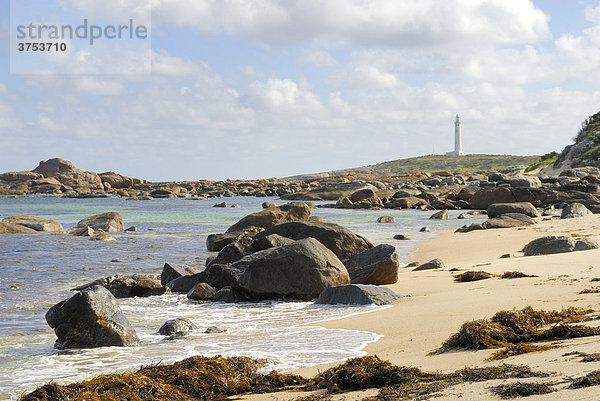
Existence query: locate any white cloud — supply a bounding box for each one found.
[243,78,324,114]
[64,0,550,48]
[75,77,124,95]
[299,49,337,67]
[37,115,60,131]
[585,2,600,24]
[0,103,22,130]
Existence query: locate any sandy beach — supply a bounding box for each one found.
[241,214,600,400]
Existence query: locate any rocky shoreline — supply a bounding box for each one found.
[3,158,600,216]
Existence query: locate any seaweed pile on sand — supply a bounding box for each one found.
[454,270,492,282]
[491,381,555,398]
[19,356,305,401]
[20,356,550,401]
[432,306,599,357]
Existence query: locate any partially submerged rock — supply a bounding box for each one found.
[430,209,448,220]
[316,284,403,305]
[166,272,207,293]
[225,202,310,233]
[160,262,195,286]
[187,283,217,300]
[76,212,125,232]
[45,285,138,349]
[90,232,116,241]
[1,215,62,232]
[72,275,164,298]
[0,221,37,234]
[344,244,399,285]
[158,318,197,336]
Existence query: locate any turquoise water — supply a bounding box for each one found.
[0,196,485,399]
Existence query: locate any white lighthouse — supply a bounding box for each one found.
[446,114,464,156]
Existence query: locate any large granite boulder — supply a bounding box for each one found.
[187,283,217,300]
[523,236,576,256]
[206,226,264,251]
[0,221,38,234]
[166,272,207,293]
[487,202,540,218]
[98,172,143,189]
[503,176,542,188]
[32,158,104,189]
[483,213,537,229]
[0,171,43,182]
[235,238,350,300]
[253,221,373,262]
[468,187,516,209]
[45,285,138,349]
[316,284,403,306]
[160,262,195,286]
[1,215,63,232]
[344,244,399,285]
[252,234,294,251]
[561,202,593,219]
[209,237,256,266]
[76,212,124,232]
[72,275,164,298]
[205,264,247,289]
[225,202,310,233]
[337,188,384,209]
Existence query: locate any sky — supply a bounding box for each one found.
[1,0,600,181]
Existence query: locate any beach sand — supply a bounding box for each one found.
[240,214,600,400]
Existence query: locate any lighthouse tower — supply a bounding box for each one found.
[446,114,464,156]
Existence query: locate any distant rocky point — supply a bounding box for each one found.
[2,110,600,212]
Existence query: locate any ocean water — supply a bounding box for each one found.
[0,196,485,399]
